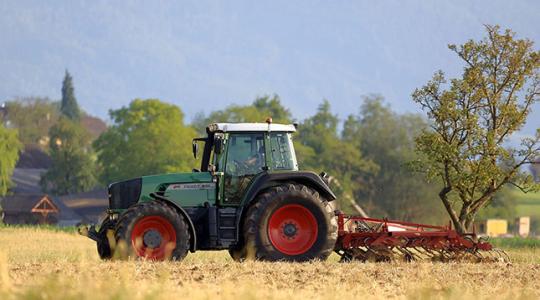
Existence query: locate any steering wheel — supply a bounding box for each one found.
[233,159,249,174]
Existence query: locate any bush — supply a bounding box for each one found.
[489,237,540,248]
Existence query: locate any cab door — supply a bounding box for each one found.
[220,133,266,205]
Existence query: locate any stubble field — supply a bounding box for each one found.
[0,227,539,300]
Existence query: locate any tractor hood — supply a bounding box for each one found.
[108,172,214,210]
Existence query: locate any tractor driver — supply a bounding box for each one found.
[242,145,265,174]
[225,144,265,202]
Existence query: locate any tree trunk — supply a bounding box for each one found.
[438,187,467,234]
[454,214,475,235]
[464,215,475,233]
[453,218,467,234]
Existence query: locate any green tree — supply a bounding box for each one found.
[40,117,97,195]
[0,124,22,196]
[296,100,377,211]
[4,97,59,145]
[412,25,540,233]
[61,70,81,121]
[192,95,293,133]
[252,95,293,123]
[476,187,516,221]
[343,95,446,223]
[94,99,197,183]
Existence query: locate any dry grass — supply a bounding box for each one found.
[0,227,539,300]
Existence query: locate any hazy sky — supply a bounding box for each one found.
[1,1,539,135]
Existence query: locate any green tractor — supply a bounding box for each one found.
[82,122,337,262]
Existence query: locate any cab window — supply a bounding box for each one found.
[269,132,297,170]
[225,133,265,176]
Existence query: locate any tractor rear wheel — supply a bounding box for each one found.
[114,201,190,261]
[242,183,337,262]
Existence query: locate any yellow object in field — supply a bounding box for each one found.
[486,219,508,237]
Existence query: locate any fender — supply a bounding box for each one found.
[234,171,336,242]
[241,171,336,206]
[150,193,197,252]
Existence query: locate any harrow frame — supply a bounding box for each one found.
[334,213,508,262]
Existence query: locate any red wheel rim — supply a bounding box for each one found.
[267,204,318,255]
[131,215,176,260]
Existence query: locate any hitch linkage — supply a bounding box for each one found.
[78,225,102,243]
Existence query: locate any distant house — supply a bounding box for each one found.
[58,189,108,224]
[1,194,59,224]
[2,167,108,226]
[1,168,61,225]
[81,114,107,140]
[10,168,47,194]
[15,145,52,169]
[1,190,108,226]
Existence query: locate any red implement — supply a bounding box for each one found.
[334,213,508,262]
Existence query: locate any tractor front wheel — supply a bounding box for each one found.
[242,183,337,262]
[114,201,190,261]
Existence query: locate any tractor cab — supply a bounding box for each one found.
[193,122,299,205]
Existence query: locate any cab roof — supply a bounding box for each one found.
[207,123,297,133]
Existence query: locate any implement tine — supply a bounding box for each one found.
[487,249,499,260]
[472,249,485,262]
[446,248,461,261]
[412,247,432,260]
[403,248,420,261]
[417,247,433,260]
[489,248,510,263]
[480,249,498,263]
[436,249,452,262]
[338,247,370,262]
[421,247,442,261]
[498,249,511,263]
[366,247,392,262]
[394,247,416,262]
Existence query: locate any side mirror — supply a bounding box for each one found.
[215,138,224,154]
[192,141,199,158]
